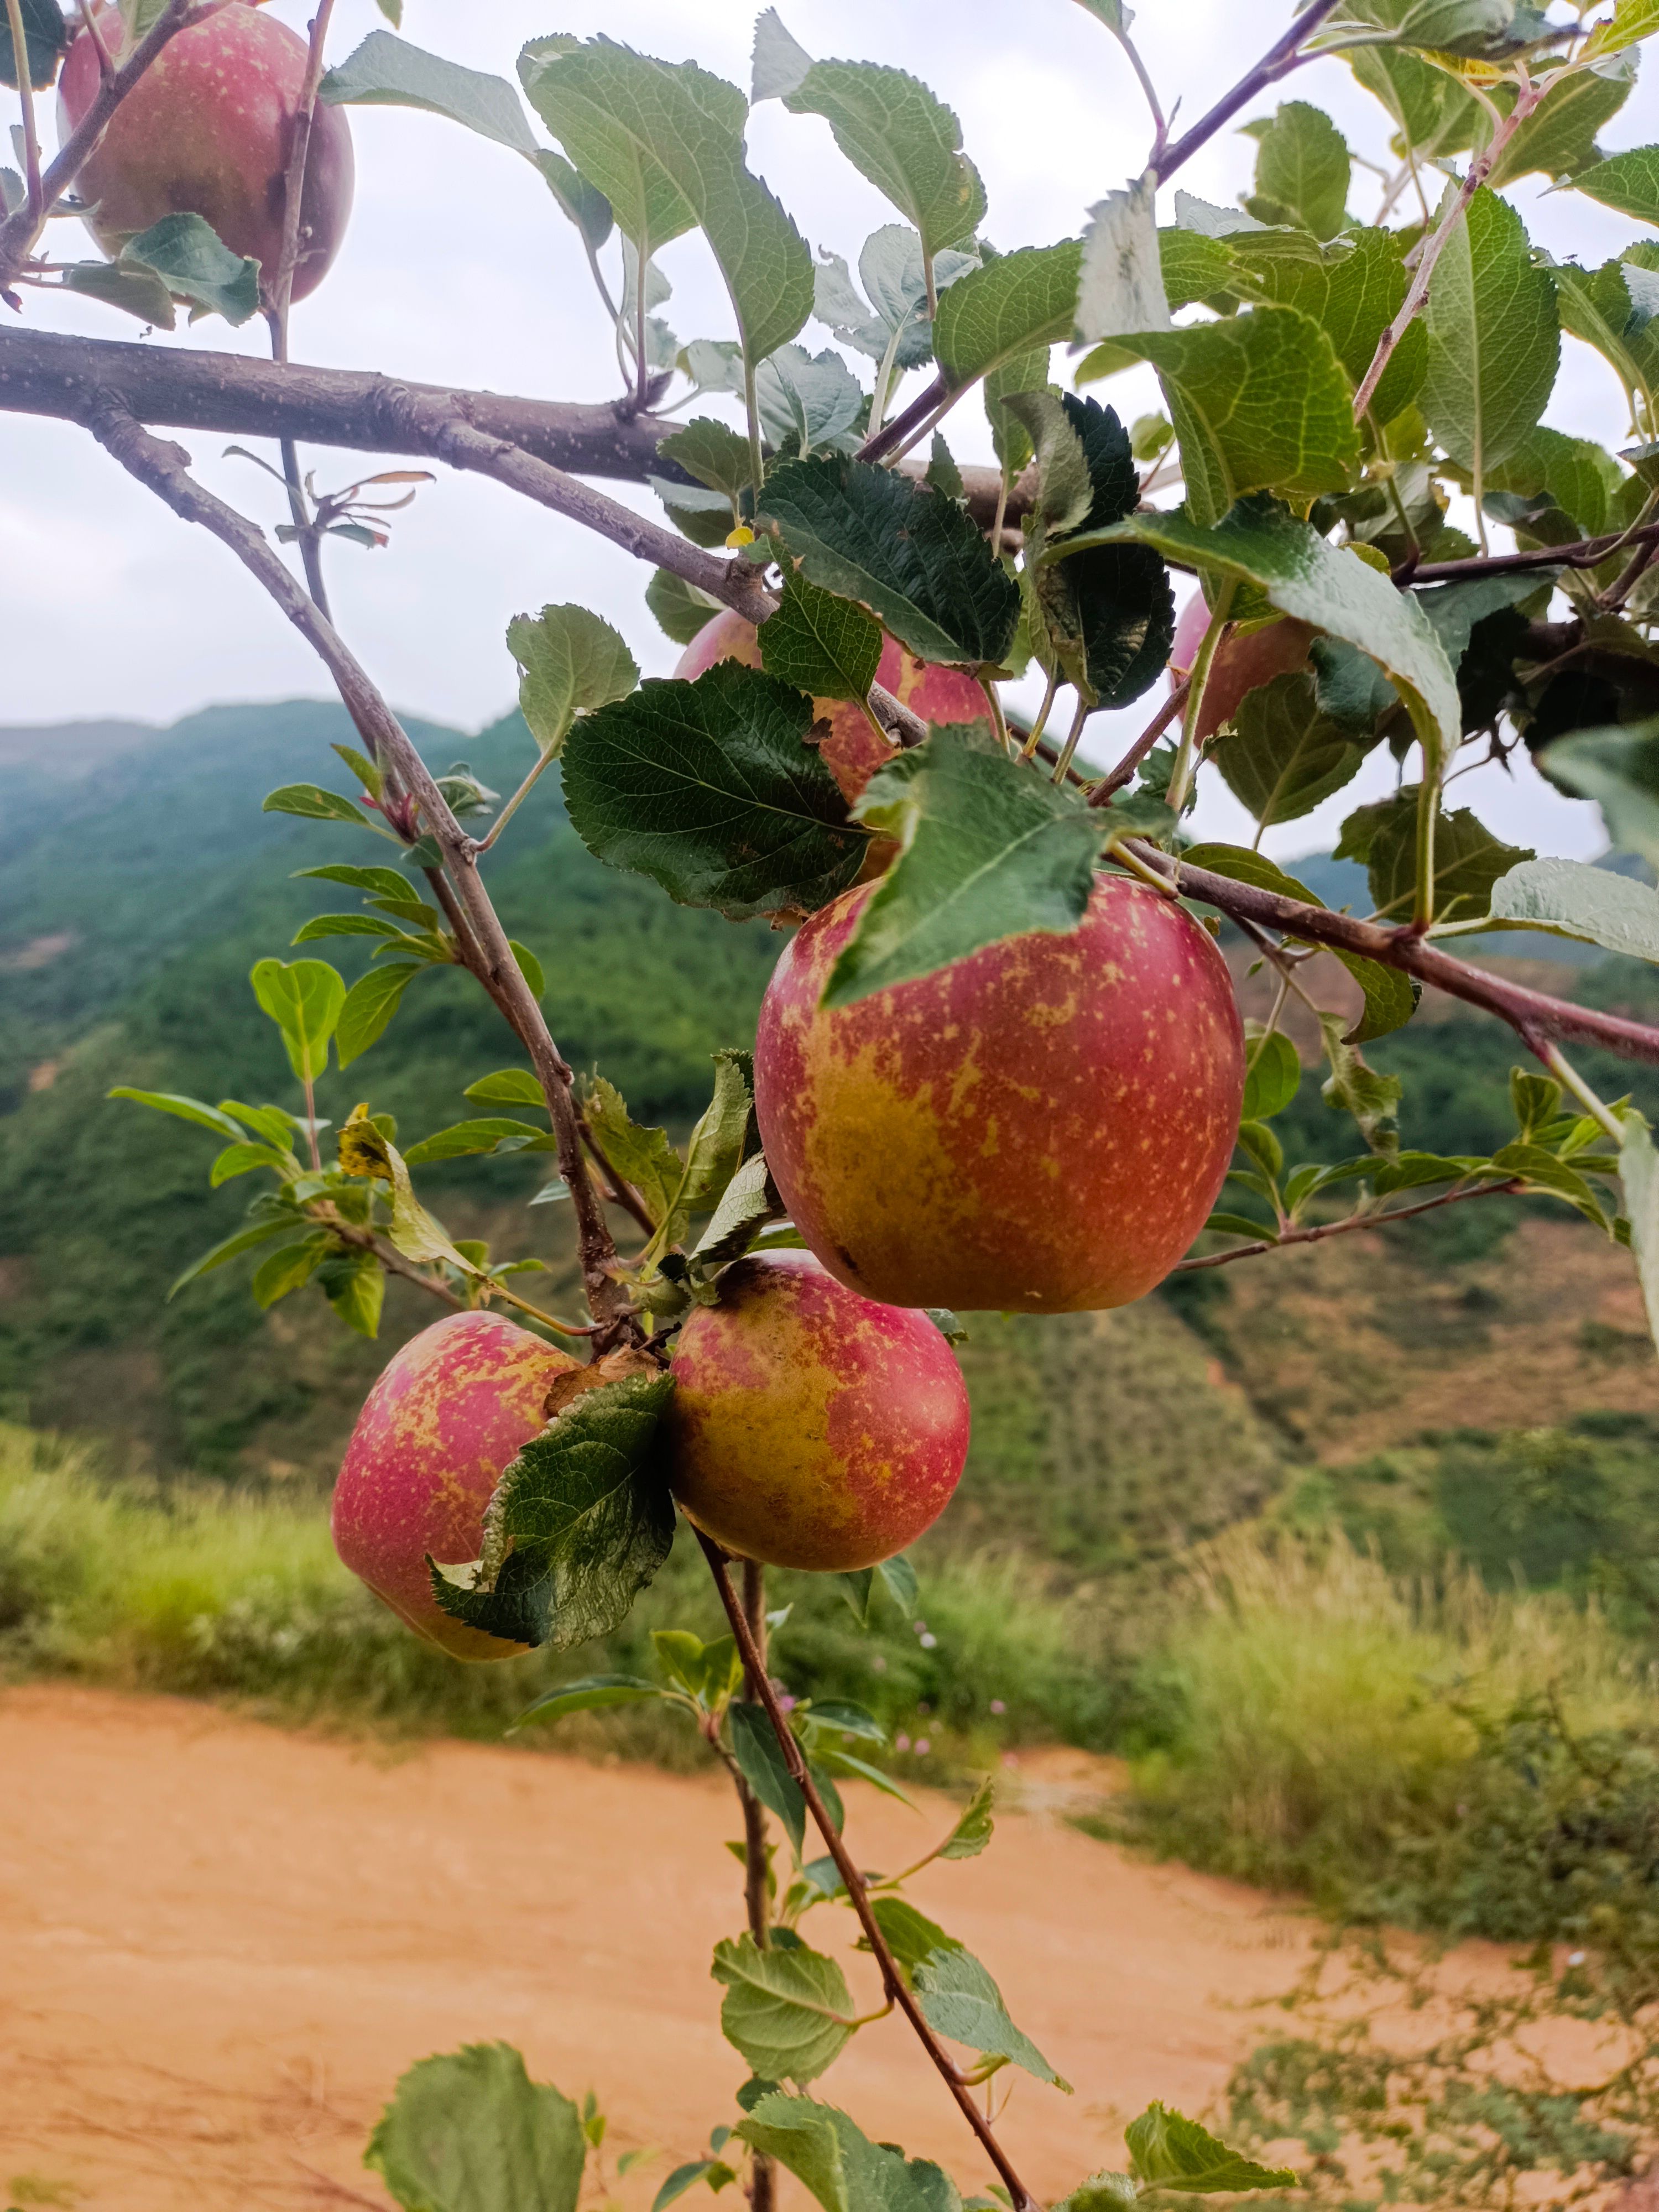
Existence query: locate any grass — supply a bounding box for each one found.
[0,1423,1113,1771]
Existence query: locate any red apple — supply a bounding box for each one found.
[331,1311,578,1662]
[667,1253,969,1571]
[1169,593,1316,742]
[754,873,1245,1314]
[675,609,990,805]
[59,0,354,305]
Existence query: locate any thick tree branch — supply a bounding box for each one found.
[80,395,635,1343]
[0,1,226,290]
[0,326,1019,524]
[1129,841,1659,1068]
[697,1532,1042,2212]
[1173,1176,1525,1274]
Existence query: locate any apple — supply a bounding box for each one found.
[331,1311,578,1662]
[1169,593,1316,742]
[59,0,354,305]
[754,873,1245,1313]
[675,609,990,805]
[667,1253,969,1572]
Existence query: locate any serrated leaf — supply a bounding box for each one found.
[562,664,867,920]
[755,15,984,266]
[645,567,723,645]
[1422,185,1559,476]
[1101,307,1361,528]
[939,1776,995,1860]
[1582,0,1659,58]
[736,2091,962,2212]
[508,604,638,759]
[337,1104,472,1270]
[984,349,1051,478]
[677,1048,757,1217]
[1004,389,1095,539]
[690,1150,787,1267]
[934,241,1084,392]
[1059,2176,1140,2212]
[1125,2104,1296,2195]
[1232,225,1426,428]
[431,1372,675,1651]
[729,1702,807,1858]
[1485,854,1659,961]
[1076,174,1170,343]
[118,213,260,326]
[1353,787,1533,921]
[0,0,66,89]
[1570,143,1659,225]
[868,1896,958,1976]
[1489,57,1635,187]
[583,1077,684,1227]
[814,225,978,371]
[366,2043,586,2212]
[712,1937,855,2085]
[1488,424,1620,538]
[251,958,344,1086]
[525,40,812,365]
[1070,498,1460,784]
[1214,670,1367,828]
[658,417,753,499]
[337,962,424,1070]
[1246,102,1350,239]
[1318,1011,1402,1156]
[825,727,1104,1006]
[759,456,1019,669]
[914,1945,1069,2089]
[757,343,867,456]
[322,30,538,152]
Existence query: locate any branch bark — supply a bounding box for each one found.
[80,396,635,1343]
[1148,0,1345,183]
[698,1531,1042,2212]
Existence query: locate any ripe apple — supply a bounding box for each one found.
[59,0,355,305]
[1169,592,1316,742]
[675,609,989,805]
[667,1253,969,1572]
[331,1311,578,1662]
[754,874,1245,1313]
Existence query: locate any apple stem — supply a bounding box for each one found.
[698,1530,1045,2212]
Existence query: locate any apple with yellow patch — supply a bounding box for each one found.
[331,1311,577,1661]
[668,1253,969,1571]
[754,875,1245,1313]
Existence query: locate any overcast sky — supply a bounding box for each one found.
[4,0,1656,862]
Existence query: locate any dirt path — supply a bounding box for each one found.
[0,1686,1314,2211]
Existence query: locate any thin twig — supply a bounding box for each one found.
[5,0,43,226]
[697,1531,1042,2212]
[1173,1177,1525,1273]
[81,399,635,1343]
[0,0,226,288]
[1397,522,1659,585]
[1091,679,1189,802]
[1149,0,1345,183]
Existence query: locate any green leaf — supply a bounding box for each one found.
[525,41,813,365]
[250,958,345,1086]
[816,223,978,371]
[209,1140,288,1186]
[430,1373,675,1651]
[583,1076,685,1227]
[736,2091,962,2212]
[815,1745,916,1808]
[262,783,375,828]
[1231,226,1426,429]
[1351,787,1533,921]
[1318,1012,1402,1156]
[1057,2175,1141,2212]
[293,912,413,947]
[1487,424,1620,536]
[168,1216,298,1300]
[119,214,260,326]
[58,257,179,327]
[1178,841,1319,905]
[533,149,614,252]
[1542,719,1659,870]
[1583,0,1659,58]
[322,30,539,153]
[659,417,754,500]
[759,572,883,702]
[926,435,965,502]
[711,1936,855,2085]
[1421,186,1559,476]
[108,1087,245,1141]
[337,1106,473,1271]
[1242,1030,1301,1121]
[938,1776,995,1860]
[1569,143,1659,226]
[562,664,867,921]
[1071,498,1460,782]
[757,345,866,457]
[509,941,545,1001]
[1156,225,1241,312]
[1076,175,1170,345]
[365,2042,586,2212]
[1099,308,1361,527]
[0,0,67,88]
[646,567,724,646]
[933,242,1084,393]
[913,1945,1069,2090]
[825,727,1104,1006]
[466,1068,546,1108]
[1213,670,1366,827]
[1244,102,1350,239]
[1004,390,1095,540]
[760,456,1019,670]
[868,1896,958,1976]
[1125,2103,1296,2195]
[512,1674,665,1730]
[1620,1114,1659,1354]
[651,2160,737,2212]
[1491,1139,1611,1226]
[729,1702,808,1858]
[1489,56,1635,187]
[690,1151,788,1269]
[337,962,424,1069]
[296,863,410,899]
[984,351,1050,479]
[508,605,639,759]
[677,1049,757,1217]
[1331,951,1420,1045]
[403,1118,557,1166]
[753,15,984,265]
[1486,855,1659,961]
[251,1234,332,1310]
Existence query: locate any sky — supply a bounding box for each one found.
[3,0,1657,863]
